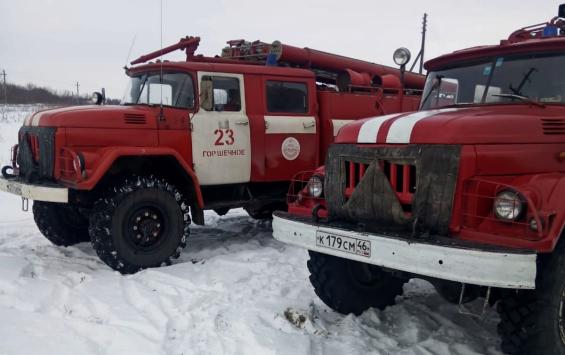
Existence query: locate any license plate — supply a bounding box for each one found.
[316,231,371,257]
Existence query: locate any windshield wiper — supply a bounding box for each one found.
[122,102,152,107]
[491,93,545,108]
[420,75,443,108]
[509,67,537,96]
[133,75,148,104]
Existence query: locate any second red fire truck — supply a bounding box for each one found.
[274,6,565,355]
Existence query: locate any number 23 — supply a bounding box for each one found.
[214,129,235,146]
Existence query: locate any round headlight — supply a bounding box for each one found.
[393,47,411,66]
[308,175,323,198]
[494,190,524,221]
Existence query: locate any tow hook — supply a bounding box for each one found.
[312,204,327,222]
[21,197,29,212]
[458,283,492,319]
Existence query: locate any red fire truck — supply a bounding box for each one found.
[0,37,423,273]
[273,6,565,355]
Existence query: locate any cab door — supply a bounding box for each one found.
[191,72,251,185]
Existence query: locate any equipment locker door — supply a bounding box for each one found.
[191,72,251,185]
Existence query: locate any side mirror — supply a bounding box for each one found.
[559,3,565,18]
[92,91,105,105]
[200,77,213,111]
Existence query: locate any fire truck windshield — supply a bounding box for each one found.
[420,52,565,110]
[122,72,195,109]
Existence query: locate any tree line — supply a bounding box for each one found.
[1,82,120,105]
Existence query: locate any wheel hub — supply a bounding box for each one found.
[129,208,164,248]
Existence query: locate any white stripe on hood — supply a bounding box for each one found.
[357,113,404,143]
[386,108,459,144]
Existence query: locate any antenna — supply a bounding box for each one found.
[124,34,137,69]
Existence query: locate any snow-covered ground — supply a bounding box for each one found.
[0,106,503,355]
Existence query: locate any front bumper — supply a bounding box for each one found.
[273,212,537,289]
[0,176,68,203]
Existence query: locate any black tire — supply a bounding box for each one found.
[33,201,90,246]
[307,251,407,315]
[89,176,190,274]
[497,241,565,355]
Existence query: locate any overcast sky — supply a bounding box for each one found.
[0,0,562,100]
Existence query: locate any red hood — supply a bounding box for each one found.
[24,105,157,128]
[335,105,565,145]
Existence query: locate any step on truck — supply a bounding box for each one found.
[273,6,565,355]
[0,37,423,273]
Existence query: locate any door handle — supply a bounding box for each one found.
[235,121,249,125]
[303,120,315,129]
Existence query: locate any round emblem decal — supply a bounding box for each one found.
[281,137,300,161]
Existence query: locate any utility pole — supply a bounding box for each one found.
[75,81,80,104]
[409,13,428,74]
[419,13,427,75]
[1,70,6,120]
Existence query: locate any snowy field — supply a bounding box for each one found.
[0,105,503,355]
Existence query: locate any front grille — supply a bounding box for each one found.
[17,126,56,182]
[124,113,146,124]
[325,144,461,236]
[345,160,416,212]
[541,118,565,135]
[344,161,368,198]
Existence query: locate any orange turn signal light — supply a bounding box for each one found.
[558,152,565,161]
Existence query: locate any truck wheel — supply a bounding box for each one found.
[497,245,565,355]
[33,201,90,246]
[307,251,406,315]
[89,176,190,274]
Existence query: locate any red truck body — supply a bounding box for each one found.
[281,31,565,256]
[273,10,565,354]
[0,36,423,273]
[20,58,421,206]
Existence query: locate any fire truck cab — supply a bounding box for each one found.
[273,7,565,355]
[0,37,422,273]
